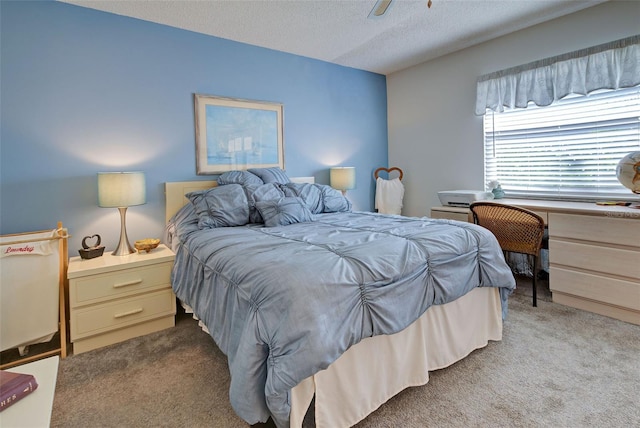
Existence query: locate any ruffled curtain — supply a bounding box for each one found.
[475,35,640,115]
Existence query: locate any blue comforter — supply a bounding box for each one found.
[167,205,515,427]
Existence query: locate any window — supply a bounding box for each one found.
[483,86,640,201]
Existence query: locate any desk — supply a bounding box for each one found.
[0,356,59,427]
[429,205,470,222]
[431,199,640,325]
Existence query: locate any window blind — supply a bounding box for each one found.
[483,86,640,201]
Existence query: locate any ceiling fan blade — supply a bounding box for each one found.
[369,0,393,18]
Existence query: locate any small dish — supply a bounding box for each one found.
[134,238,160,253]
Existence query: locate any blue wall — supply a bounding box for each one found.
[0,1,388,252]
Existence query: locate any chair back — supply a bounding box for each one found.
[469,202,545,257]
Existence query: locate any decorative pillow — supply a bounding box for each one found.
[251,183,286,203]
[164,203,199,250]
[281,183,324,214]
[217,170,264,186]
[186,184,250,229]
[215,171,265,223]
[320,184,352,213]
[255,197,314,227]
[245,183,286,223]
[248,167,291,184]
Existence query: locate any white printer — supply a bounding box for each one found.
[437,190,494,207]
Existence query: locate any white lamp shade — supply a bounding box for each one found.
[98,172,146,207]
[330,167,356,191]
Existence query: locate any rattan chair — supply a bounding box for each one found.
[470,202,546,307]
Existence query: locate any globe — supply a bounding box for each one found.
[616,151,640,194]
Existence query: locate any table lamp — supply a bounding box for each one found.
[330,167,356,195]
[98,172,146,256]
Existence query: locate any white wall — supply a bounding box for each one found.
[387,1,639,217]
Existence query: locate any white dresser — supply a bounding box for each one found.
[67,245,176,354]
[548,211,640,325]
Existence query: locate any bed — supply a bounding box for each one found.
[164,169,516,428]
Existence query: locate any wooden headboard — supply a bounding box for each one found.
[165,177,315,223]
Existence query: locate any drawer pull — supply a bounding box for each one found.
[112,279,143,289]
[114,308,143,319]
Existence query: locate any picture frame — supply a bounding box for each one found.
[194,94,285,175]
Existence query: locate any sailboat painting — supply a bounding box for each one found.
[195,94,284,174]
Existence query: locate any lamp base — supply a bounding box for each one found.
[112,207,136,256]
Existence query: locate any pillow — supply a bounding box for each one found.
[320,184,352,213]
[251,183,286,203]
[186,184,250,229]
[164,203,199,250]
[255,197,314,227]
[217,170,264,186]
[167,201,198,228]
[281,183,324,214]
[245,183,286,224]
[248,167,291,184]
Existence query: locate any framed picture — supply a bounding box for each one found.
[194,94,285,175]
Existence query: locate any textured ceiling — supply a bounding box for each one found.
[61,0,607,75]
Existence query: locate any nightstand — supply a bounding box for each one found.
[67,244,176,354]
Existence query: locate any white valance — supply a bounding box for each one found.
[475,35,640,115]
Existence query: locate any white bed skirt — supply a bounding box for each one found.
[289,286,503,428]
[182,286,502,428]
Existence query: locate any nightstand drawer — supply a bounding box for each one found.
[70,262,173,307]
[70,289,175,340]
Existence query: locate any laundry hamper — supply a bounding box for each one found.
[0,223,68,368]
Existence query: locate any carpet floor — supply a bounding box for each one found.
[49,279,639,427]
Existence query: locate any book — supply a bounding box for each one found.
[0,369,38,411]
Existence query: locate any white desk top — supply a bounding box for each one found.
[68,244,175,278]
[434,198,640,218]
[0,356,59,428]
